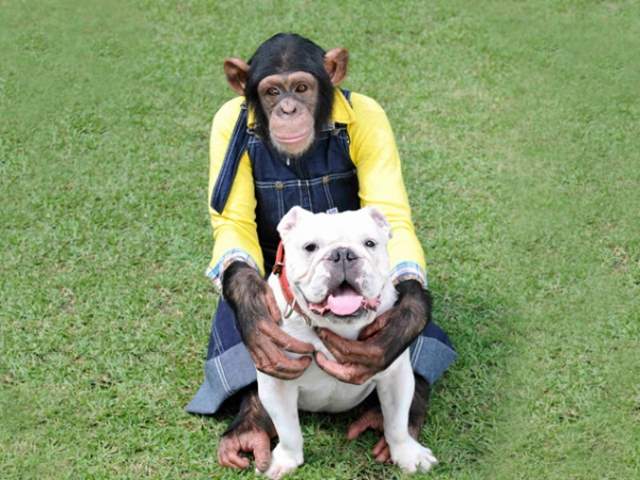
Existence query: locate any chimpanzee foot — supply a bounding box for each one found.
[346,374,430,463]
[347,407,387,461]
[218,428,272,471]
[218,387,277,472]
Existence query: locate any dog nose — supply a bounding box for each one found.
[329,247,358,263]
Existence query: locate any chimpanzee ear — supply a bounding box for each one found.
[364,206,392,239]
[223,58,250,95]
[277,206,312,240]
[324,48,349,86]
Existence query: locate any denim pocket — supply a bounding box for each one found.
[255,180,286,234]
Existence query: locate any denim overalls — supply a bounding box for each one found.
[186,91,456,415]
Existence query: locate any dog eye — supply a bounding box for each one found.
[304,243,318,253]
[364,240,376,248]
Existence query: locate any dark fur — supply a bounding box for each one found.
[359,372,431,437]
[224,385,277,438]
[244,33,334,140]
[380,280,432,368]
[222,261,271,344]
[409,375,431,435]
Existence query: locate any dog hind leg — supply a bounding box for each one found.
[347,375,431,463]
[375,351,438,473]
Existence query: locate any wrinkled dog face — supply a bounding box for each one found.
[277,207,392,322]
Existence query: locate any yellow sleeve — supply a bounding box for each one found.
[205,98,264,288]
[348,93,427,285]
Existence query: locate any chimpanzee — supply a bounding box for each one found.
[186,33,457,471]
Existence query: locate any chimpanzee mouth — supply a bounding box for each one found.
[272,128,312,144]
[308,281,380,317]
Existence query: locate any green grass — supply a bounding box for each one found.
[2,0,639,478]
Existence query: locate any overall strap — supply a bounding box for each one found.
[341,88,352,104]
[210,104,250,213]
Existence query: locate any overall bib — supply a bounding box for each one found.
[186,91,457,415]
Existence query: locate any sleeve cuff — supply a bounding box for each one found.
[205,248,260,292]
[390,261,428,289]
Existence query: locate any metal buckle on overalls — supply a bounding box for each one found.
[319,121,335,134]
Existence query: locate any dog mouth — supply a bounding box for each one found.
[308,281,380,317]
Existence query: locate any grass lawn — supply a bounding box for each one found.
[2,0,639,478]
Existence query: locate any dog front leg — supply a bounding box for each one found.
[257,372,304,480]
[375,351,438,473]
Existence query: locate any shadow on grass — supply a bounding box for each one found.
[429,284,514,477]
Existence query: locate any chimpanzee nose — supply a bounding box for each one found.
[279,99,298,115]
[329,247,358,263]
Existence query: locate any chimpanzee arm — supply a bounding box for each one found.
[347,92,427,287]
[222,261,315,379]
[206,98,265,289]
[315,279,431,385]
[312,93,430,384]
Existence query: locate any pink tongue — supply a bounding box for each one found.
[327,286,363,316]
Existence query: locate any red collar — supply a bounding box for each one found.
[272,242,307,319]
[272,242,304,315]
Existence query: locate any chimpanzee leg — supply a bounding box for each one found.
[186,299,257,415]
[223,385,276,438]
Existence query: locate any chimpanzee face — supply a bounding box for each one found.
[257,72,319,157]
[223,33,348,159]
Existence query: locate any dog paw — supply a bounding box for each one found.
[389,438,438,473]
[260,444,303,480]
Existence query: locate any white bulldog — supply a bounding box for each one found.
[257,206,437,479]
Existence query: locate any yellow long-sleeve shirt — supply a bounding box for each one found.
[206,89,427,289]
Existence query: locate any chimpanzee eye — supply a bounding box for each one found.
[364,240,376,248]
[295,84,308,93]
[304,243,317,253]
[267,87,279,96]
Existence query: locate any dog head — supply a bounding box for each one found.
[276,206,392,327]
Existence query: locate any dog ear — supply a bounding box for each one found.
[365,206,392,239]
[277,206,311,239]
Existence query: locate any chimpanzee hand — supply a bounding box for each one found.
[315,280,431,385]
[223,261,314,379]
